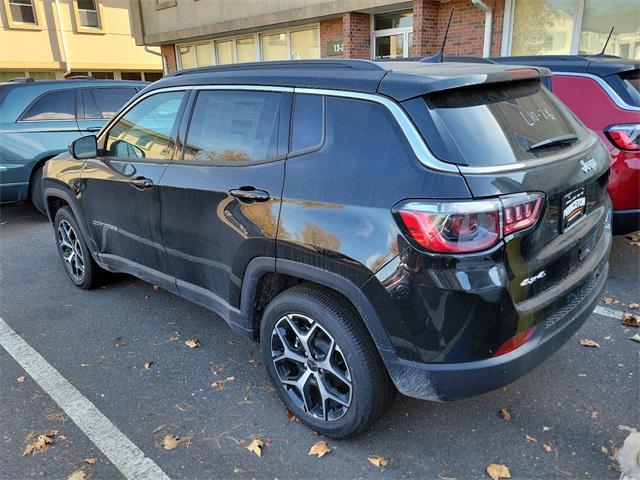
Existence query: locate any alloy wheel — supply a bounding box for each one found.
[271,313,352,421]
[57,219,85,282]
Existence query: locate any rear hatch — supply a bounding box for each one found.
[404,75,611,312]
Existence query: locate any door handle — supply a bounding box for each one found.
[229,187,270,203]
[85,126,101,132]
[130,177,154,190]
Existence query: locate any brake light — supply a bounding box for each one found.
[605,124,640,151]
[493,326,537,357]
[398,193,544,253]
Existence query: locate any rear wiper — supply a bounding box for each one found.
[528,134,578,151]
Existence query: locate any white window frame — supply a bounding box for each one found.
[501,0,589,56]
[175,24,319,70]
[76,0,99,28]
[370,10,413,59]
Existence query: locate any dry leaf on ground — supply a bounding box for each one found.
[524,434,537,442]
[628,234,640,246]
[486,463,511,480]
[499,408,512,421]
[286,409,296,422]
[579,338,600,348]
[591,411,598,418]
[601,446,609,454]
[67,470,86,480]
[23,431,57,456]
[629,303,639,309]
[247,438,265,457]
[161,434,181,450]
[143,362,153,370]
[368,455,389,467]
[622,312,640,327]
[211,363,227,375]
[308,440,331,458]
[16,375,25,383]
[152,284,160,290]
[603,296,619,305]
[113,337,127,347]
[84,457,97,464]
[44,412,66,423]
[542,443,554,452]
[211,375,236,390]
[184,338,200,349]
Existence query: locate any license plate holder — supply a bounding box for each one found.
[561,186,586,231]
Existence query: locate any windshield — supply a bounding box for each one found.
[421,80,586,167]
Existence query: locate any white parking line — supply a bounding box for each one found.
[593,305,624,319]
[0,317,170,480]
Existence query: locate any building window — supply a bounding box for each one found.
[6,0,37,25]
[372,10,413,59]
[261,33,288,61]
[505,0,640,59]
[177,43,213,69]
[236,37,256,63]
[76,0,99,28]
[290,28,320,60]
[215,40,233,65]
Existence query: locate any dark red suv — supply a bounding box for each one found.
[492,55,640,235]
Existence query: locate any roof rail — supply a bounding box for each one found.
[170,59,386,77]
[7,77,35,83]
[65,75,96,80]
[421,55,496,64]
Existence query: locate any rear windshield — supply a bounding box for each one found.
[421,80,585,167]
[619,69,640,107]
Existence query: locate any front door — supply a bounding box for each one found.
[159,88,290,312]
[80,90,187,290]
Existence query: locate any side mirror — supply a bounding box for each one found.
[70,135,97,159]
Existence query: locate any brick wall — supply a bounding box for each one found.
[342,12,370,59]
[161,44,177,73]
[412,0,439,57]
[320,18,345,58]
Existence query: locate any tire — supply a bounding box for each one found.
[54,206,104,290]
[260,284,394,438]
[30,165,47,215]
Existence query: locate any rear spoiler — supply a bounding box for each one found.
[377,63,551,101]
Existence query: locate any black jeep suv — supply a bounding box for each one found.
[43,60,611,438]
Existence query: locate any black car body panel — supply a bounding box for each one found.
[43,59,611,402]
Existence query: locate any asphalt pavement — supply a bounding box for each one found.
[1,202,638,480]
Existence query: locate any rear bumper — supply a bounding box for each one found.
[613,209,640,235]
[384,257,609,401]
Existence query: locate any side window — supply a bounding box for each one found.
[291,94,323,152]
[104,91,184,161]
[82,89,101,119]
[91,87,138,119]
[21,90,75,121]
[183,90,281,164]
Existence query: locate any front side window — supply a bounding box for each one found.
[183,90,281,164]
[21,90,75,121]
[104,91,184,160]
[8,0,36,24]
[76,0,99,28]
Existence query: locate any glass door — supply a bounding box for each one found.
[372,10,414,59]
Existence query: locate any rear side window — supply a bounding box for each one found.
[420,80,583,167]
[183,90,281,164]
[21,90,75,121]
[89,87,137,119]
[619,70,640,107]
[291,94,323,152]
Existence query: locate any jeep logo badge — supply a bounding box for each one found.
[580,158,597,173]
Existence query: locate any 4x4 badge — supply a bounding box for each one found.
[580,158,597,173]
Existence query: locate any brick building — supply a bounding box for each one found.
[128,0,639,74]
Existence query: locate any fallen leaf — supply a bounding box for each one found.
[211,362,227,375]
[44,412,66,423]
[23,431,56,456]
[67,470,86,480]
[629,303,639,309]
[84,457,97,464]
[161,434,180,450]
[16,375,25,383]
[58,435,66,441]
[113,337,127,347]
[211,375,236,390]
[486,463,511,480]
[542,443,553,452]
[628,234,640,246]
[591,411,598,418]
[542,426,551,431]
[184,338,200,349]
[152,284,160,290]
[368,455,389,467]
[144,362,153,370]
[579,338,600,348]
[308,440,331,458]
[80,363,90,368]
[247,438,265,457]
[175,403,194,412]
[622,312,640,327]
[499,408,512,421]
[524,434,537,442]
[603,296,619,305]
[601,446,609,454]
[630,333,640,343]
[286,409,296,422]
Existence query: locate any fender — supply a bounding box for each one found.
[238,257,397,359]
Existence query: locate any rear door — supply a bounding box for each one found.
[159,88,291,312]
[77,86,139,135]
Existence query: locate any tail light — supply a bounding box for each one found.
[605,124,640,151]
[493,326,537,357]
[398,193,544,253]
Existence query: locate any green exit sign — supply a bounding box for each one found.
[326,41,344,56]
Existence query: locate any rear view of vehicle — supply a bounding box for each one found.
[492,55,640,234]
